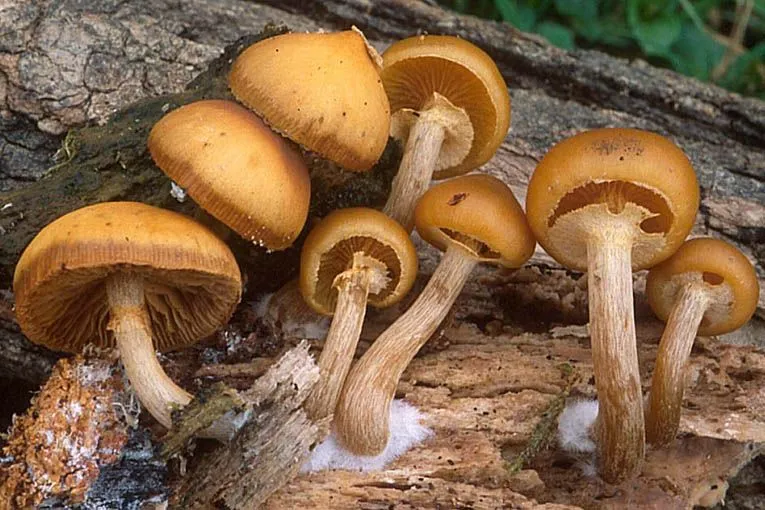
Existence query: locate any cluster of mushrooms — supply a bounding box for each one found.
[11,27,759,485]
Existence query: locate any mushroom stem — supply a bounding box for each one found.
[587,224,645,484]
[305,253,389,420]
[383,116,446,230]
[646,284,709,447]
[106,272,192,429]
[335,245,477,455]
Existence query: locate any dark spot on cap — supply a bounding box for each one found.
[447,193,468,206]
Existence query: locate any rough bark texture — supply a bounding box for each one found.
[1,0,764,508]
[173,342,328,510]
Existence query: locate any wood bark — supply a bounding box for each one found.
[172,342,328,510]
[0,0,763,508]
[1,0,762,382]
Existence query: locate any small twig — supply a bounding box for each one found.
[193,359,274,381]
[712,0,755,81]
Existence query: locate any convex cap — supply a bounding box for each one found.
[14,202,242,352]
[300,208,417,316]
[415,174,535,267]
[646,238,759,336]
[229,29,390,171]
[526,128,699,271]
[382,35,510,178]
[148,99,310,250]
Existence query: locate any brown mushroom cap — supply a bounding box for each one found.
[526,128,699,271]
[13,202,242,353]
[646,238,759,336]
[229,29,390,172]
[300,208,417,316]
[414,174,535,268]
[148,99,310,250]
[381,35,510,179]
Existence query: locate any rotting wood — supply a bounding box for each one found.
[0,354,130,508]
[0,1,763,508]
[172,342,328,510]
[1,0,762,382]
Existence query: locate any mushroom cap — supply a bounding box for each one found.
[148,99,310,251]
[381,35,510,179]
[646,238,759,336]
[414,174,535,268]
[300,208,417,316]
[229,29,390,172]
[13,202,242,353]
[526,128,699,271]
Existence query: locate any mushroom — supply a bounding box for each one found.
[229,28,390,172]
[300,208,417,420]
[380,35,510,230]
[334,174,535,455]
[148,99,311,250]
[13,202,242,435]
[525,128,700,483]
[645,238,759,447]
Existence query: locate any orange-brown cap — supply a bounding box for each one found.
[13,202,242,353]
[646,238,759,336]
[229,29,390,172]
[382,35,510,179]
[148,99,310,251]
[526,128,700,271]
[414,174,535,268]
[300,208,417,316]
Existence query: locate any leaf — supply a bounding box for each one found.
[554,0,598,20]
[629,10,682,56]
[719,42,765,97]
[667,22,725,80]
[494,0,538,31]
[536,21,577,49]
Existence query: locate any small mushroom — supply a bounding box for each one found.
[334,175,534,455]
[13,202,242,435]
[526,128,700,483]
[229,28,390,172]
[645,238,759,447]
[380,35,510,230]
[148,99,311,250]
[300,208,417,420]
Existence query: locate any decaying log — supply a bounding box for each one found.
[1,0,764,508]
[0,354,130,508]
[173,342,327,510]
[1,0,762,382]
[266,281,765,509]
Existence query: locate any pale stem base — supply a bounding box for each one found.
[107,272,233,441]
[304,254,388,420]
[106,272,192,429]
[646,284,709,447]
[382,117,445,231]
[334,245,477,455]
[587,227,645,484]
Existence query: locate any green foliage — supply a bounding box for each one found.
[439,0,765,98]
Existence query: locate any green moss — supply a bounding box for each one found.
[505,363,581,474]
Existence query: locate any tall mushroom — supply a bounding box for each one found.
[13,202,242,433]
[335,175,535,455]
[645,238,759,447]
[525,128,700,483]
[381,35,511,230]
[148,99,311,250]
[300,208,417,420]
[229,28,390,172]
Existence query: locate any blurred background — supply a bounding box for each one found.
[438,0,765,98]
